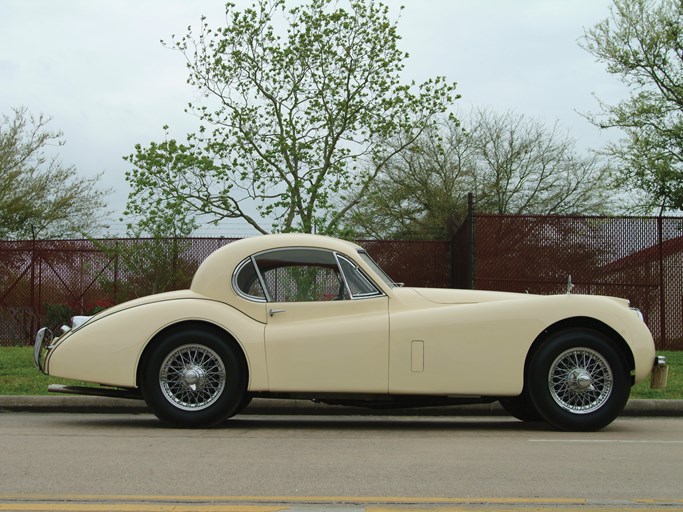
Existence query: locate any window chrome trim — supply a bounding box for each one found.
[233,247,386,303]
[232,256,268,303]
[357,250,397,288]
[335,253,384,299]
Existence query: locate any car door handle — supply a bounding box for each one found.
[269,308,286,316]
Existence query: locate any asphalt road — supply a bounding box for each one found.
[1,412,682,511]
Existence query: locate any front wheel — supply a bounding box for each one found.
[528,329,630,432]
[499,388,543,423]
[141,328,247,428]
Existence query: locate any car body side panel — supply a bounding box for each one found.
[388,291,655,396]
[264,297,390,393]
[389,301,540,396]
[45,298,268,390]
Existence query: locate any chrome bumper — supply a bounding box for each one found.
[651,355,668,389]
[33,327,54,374]
[34,316,93,374]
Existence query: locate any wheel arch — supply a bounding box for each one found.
[135,320,249,389]
[525,317,636,385]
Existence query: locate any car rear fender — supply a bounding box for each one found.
[45,298,267,390]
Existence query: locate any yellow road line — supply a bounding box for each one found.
[368,509,683,512]
[0,495,588,504]
[0,506,282,512]
[1,506,683,512]
[1,495,682,512]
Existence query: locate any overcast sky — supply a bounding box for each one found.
[0,0,626,236]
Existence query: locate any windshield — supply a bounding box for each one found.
[358,250,397,288]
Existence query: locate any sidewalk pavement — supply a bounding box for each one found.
[1,395,683,416]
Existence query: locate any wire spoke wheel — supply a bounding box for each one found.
[159,344,226,411]
[141,327,247,427]
[548,347,613,414]
[529,328,629,431]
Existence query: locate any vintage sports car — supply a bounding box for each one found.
[35,234,665,430]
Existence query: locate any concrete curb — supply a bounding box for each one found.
[1,395,682,417]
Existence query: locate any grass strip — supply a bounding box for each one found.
[1,346,681,398]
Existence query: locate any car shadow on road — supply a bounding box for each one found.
[58,413,555,432]
[224,415,553,431]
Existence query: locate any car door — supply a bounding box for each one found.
[258,248,389,393]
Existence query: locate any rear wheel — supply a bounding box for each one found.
[141,328,246,428]
[528,328,630,431]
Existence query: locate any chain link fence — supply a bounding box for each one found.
[467,215,683,350]
[2,219,681,349]
[0,238,449,346]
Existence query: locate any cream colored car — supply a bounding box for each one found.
[35,233,663,430]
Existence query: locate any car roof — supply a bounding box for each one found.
[190,233,364,300]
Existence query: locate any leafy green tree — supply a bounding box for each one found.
[123,131,199,239]
[581,0,683,213]
[350,110,617,239]
[125,0,457,235]
[100,152,199,300]
[0,107,109,239]
[98,238,197,300]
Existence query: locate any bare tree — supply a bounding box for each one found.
[471,110,615,216]
[350,109,617,239]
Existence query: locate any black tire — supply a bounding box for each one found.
[140,327,247,428]
[499,388,543,423]
[528,328,630,432]
[234,392,254,415]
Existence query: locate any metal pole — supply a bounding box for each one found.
[467,192,476,290]
[30,226,37,338]
[658,216,666,349]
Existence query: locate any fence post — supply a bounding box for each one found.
[113,240,119,303]
[467,192,476,290]
[658,216,666,349]
[450,193,476,289]
[29,227,38,338]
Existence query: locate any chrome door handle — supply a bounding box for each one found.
[269,308,286,316]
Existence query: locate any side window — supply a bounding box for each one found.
[337,256,382,298]
[233,258,267,300]
[254,249,348,302]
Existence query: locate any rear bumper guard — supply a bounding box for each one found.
[651,355,668,389]
[33,327,54,374]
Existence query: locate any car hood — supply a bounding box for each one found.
[404,287,631,309]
